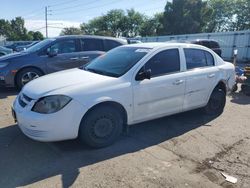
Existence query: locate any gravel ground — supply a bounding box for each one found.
[0,87,250,188]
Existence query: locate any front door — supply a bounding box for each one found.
[133,48,186,123]
[45,39,81,73]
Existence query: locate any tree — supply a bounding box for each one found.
[0,17,44,41]
[27,31,44,40]
[140,13,164,36]
[32,31,44,40]
[161,0,212,35]
[60,27,84,35]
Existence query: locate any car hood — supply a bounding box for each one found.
[0,51,28,61]
[22,68,117,99]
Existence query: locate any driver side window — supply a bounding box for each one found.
[48,40,77,54]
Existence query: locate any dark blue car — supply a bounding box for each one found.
[0,35,127,89]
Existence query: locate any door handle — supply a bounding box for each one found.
[207,74,215,78]
[80,56,89,60]
[70,57,79,60]
[173,79,184,85]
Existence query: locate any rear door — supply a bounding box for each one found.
[183,48,219,110]
[78,38,105,67]
[44,39,81,73]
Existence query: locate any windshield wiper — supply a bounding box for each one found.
[84,67,118,77]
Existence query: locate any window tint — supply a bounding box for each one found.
[184,49,214,69]
[144,49,180,77]
[105,40,122,51]
[49,40,76,54]
[81,38,104,51]
[205,51,214,66]
[210,41,219,48]
[200,41,210,48]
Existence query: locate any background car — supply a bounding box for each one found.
[0,35,127,89]
[15,41,40,52]
[190,39,222,57]
[5,41,33,52]
[0,46,13,56]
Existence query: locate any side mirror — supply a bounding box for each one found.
[136,69,151,81]
[47,48,58,57]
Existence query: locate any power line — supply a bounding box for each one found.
[51,0,120,16]
[49,0,81,7]
[52,0,98,12]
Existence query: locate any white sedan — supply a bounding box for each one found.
[12,43,235,148]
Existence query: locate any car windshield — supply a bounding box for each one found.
[83,46,150,77]
[25,39,56,53]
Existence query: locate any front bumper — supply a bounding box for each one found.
[0,69,15,87]
[13,94,87,142]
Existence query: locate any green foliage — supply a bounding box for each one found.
[80,9,153,37]
[161,0,211,35]
[0,17,44,41]
[60,27,84,36]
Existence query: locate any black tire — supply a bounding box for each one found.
[241,84,250,96]
[231,84,238,92]
[16,67,43,90]
[204,87,226,116]
[79,105,123,148]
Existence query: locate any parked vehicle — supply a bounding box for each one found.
[12,42,235,148]
[5,41,33,52]
[0,46,13,56]
[190,39,222,57]
[0,35,127,89]
[15,41,40,52]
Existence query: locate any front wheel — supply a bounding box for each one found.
[79,106,123,148]
[204,87,226,116]
[16,68,43,89]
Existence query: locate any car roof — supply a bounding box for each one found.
[191,39,218,43]
[123,42,208,50]
[54,35,127,43]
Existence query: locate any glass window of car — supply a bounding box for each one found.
[210,41,220,48]
[81,38,104,51]
[205,51,214,66]
[144,49,180,77]
[184,48,214,69]
[104,39,122,51]
[48,40,77,54]
[84,47,150,77]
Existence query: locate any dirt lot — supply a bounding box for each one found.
[0,87,250,188]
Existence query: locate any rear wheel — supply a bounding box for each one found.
[79,105,123,148]
[204,87,226,115]
[16,68,43,89]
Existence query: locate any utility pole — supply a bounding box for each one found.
[45,6,48,38]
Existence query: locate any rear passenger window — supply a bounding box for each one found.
[105,40,122,51]
[184,49,214,69]
[81,39,104,51]
[210,41,219,48]
[144,49,180,77]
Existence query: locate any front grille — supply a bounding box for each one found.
[23,94,32,102]
[18,93,33,108]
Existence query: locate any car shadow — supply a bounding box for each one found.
[229,91,250,105]
[0,87,18,99]
[0,110,218,188]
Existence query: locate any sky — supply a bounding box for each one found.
[0,0,167,37]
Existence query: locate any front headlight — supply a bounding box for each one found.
[32,95,72,114]
[0,62,9,68]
